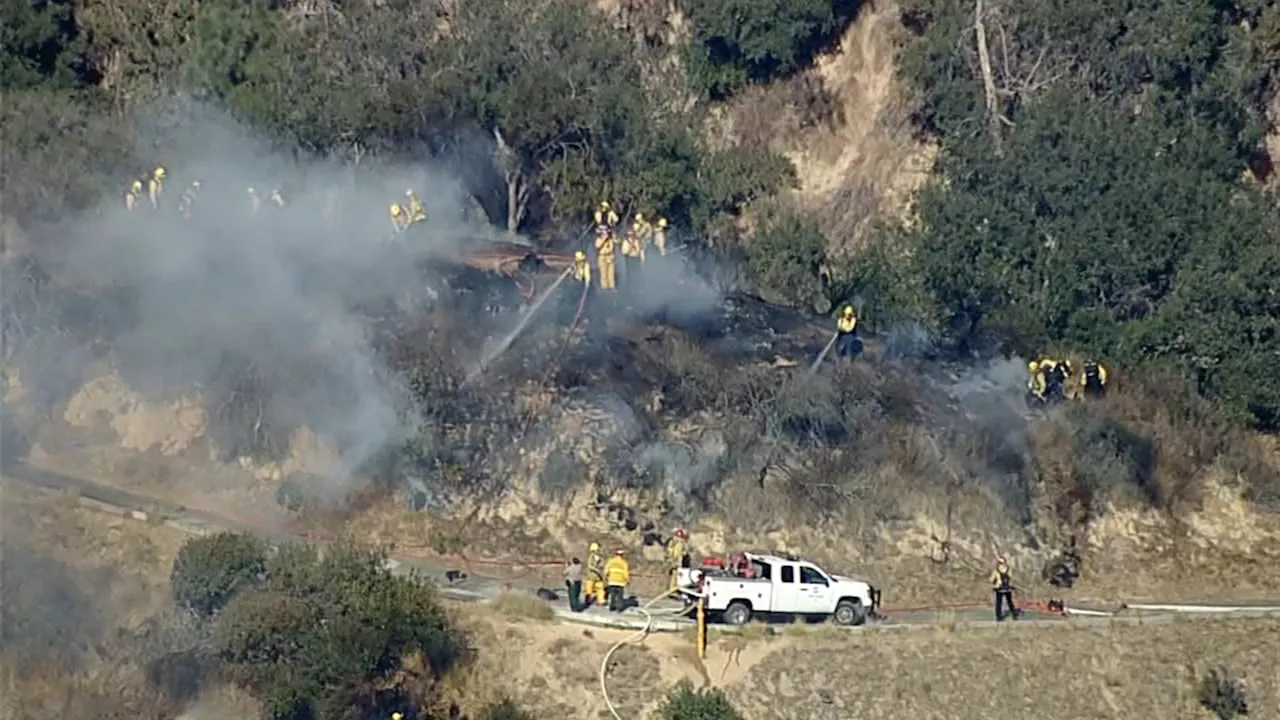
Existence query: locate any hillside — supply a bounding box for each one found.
[3,0,1280,717]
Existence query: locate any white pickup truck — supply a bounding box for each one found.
[680,553,880,626]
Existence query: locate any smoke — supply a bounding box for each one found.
[18,106,492,484]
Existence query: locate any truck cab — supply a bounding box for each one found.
[691,553,879,626]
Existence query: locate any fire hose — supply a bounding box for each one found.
[516,277,590,442]
[599,587,686,720]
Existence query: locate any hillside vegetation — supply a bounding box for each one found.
[4,5,1280,716]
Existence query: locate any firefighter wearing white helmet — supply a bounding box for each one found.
[665,528,690,593]
[406,189,426,224]
[585,541,606,606]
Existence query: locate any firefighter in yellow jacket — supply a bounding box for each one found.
[1026,360,1047,407]
[1079,360,1109,398]
[621,213,647,284]
[594,201,619,236]
[406,190,426,224]
[836,305,862,359]
[594,228,617,291]
[585,542,606,606]
[125,180,143,212]
[665,528,689,593]
[573,250,591,286]
[390,203,409,233]
[654,217,669,256]
[148,167,166,209]
[604,549,631,612]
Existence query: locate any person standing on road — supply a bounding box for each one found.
[990,555,1017,621]
[605,549,631,612]
[585,542,607,607]
[564,557,584,612]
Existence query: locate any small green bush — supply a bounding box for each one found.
[656,680,746,720]
[171,531,268,618]
[748,210,827,309]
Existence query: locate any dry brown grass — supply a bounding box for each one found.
[489,591,557,621]
[729,618,1280,720]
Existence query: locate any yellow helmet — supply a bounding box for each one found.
[575,250,586,261]
[589,542,600,552]
[635,213,645,223]
[599,201,610,210]
[1028,360,1040,373]
[154,167,166,178]
[390,204,402,215]
[131,180,143,192]
[842,305,855,317]
[657,217,668,228]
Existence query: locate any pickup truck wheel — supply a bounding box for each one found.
[834,599,866,626]
[723,601,752,626]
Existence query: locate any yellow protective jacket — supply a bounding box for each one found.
[654,226,667,255]
[586,551,605,582]
[1028,372,1047,396]
[837,313,857,334]
[574,259,591,284]
[664,538,686,568]
[990,566,1012,591]
[408,196,426,223]
[621,227,644,258]
[594,208,619,228]
[595,234,615,257]
[604,556,631,587]
[1081,362,1108,387]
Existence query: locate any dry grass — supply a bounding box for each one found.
[488,591,557,621]
[729,618,1280,720]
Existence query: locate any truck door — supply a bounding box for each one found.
[773,563,801,612]
[797,565,833,614]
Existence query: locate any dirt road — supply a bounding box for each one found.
[5,459,1279,635]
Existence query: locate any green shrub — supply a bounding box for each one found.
[656,681,745,720]
[171,531,268,618]
[747,209,827,309]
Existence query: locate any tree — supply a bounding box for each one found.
[656,681,746,720]
[171,531,268,618]
[748,209,828,308]
[680,0,858,99]
[212,543,465,720]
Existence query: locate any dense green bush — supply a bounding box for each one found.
[680,0,859,99]
[656,681,746,720]
[212,543,464,720]
[897,0,1280,429]
[171,531,267,618]
[747,209,828,308]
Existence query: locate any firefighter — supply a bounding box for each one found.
[1038,357,1068,403]
[654,217,669,256]
[125,180,143,212]
[836,305,862,359]
[1026,360,1048,407]
[594,201,619,236]
[270,188,286,208]
[1079,359,1109,398]
[585,542,606,606]
[621,213,647,284]
[406,189,427,224]
[248,187,261,215]
[148,167,166,209]
[177,180,201,221]
[665,528,689,593]
[390,203,408,233]
[990,555,1017,621]
[604,549,631,612]
[594,226,617,291]
[573,250,591,286]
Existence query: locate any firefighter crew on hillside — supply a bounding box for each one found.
[654,217,669,256]
[990,555,1017,621]
[585,542,607,606]
[836,305,862,359]
[1079,359,1109,398]
[605,549,631,612]
[665,528,690,593]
